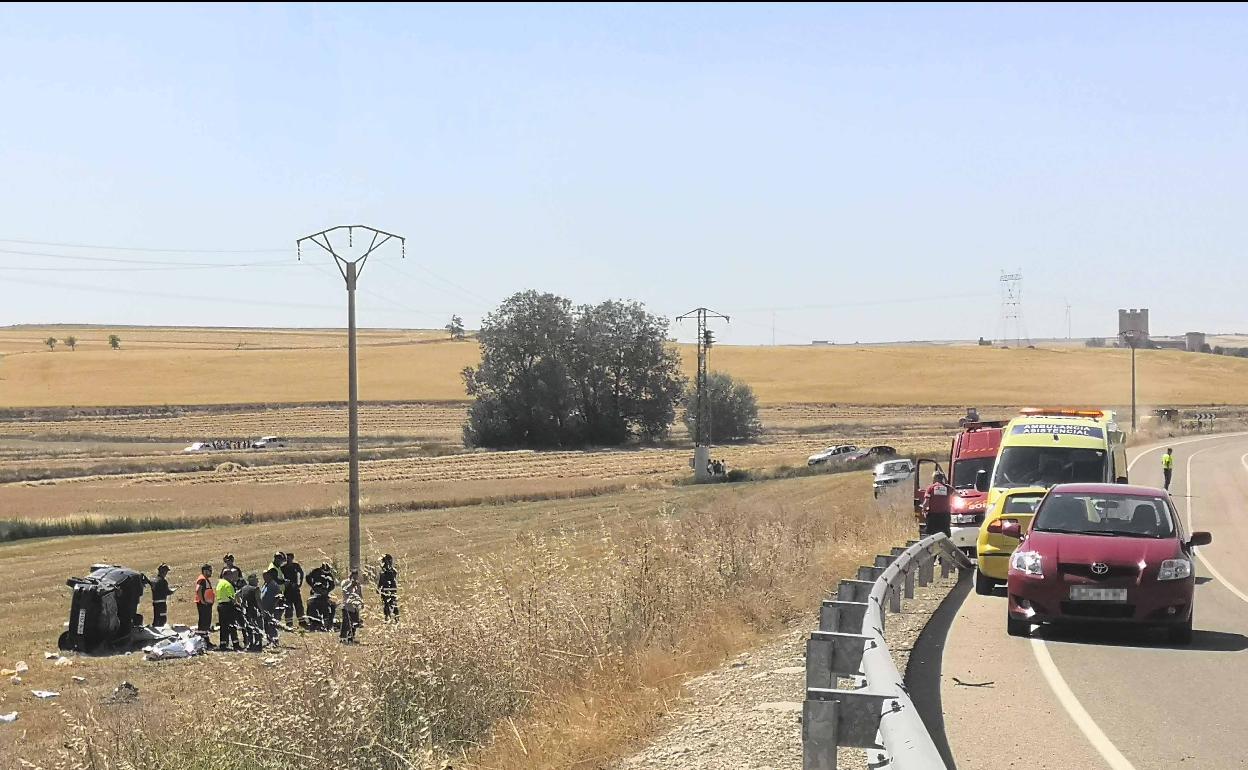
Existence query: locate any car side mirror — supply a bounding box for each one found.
[1001,520,1022,539]
[1188,531,1212,548]
[974,469,990,493]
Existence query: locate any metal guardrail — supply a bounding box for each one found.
[802,533,974,770]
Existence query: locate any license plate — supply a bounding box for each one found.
[951,514,976,525]
[1070,587,1127,601]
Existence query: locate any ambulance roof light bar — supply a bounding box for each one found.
[1018,408,1105,418]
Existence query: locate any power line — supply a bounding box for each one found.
[376,259,492,309]
[724,292,993,314]
[0,246,299,268]
[0,262,301,273]
[0,273,340,310]
[0,237,290,254]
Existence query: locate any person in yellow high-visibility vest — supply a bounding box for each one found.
[1162,448,1175,491]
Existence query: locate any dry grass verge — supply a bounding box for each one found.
[42,474,910,770]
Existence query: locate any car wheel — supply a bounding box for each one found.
[974,569,996,596]
[1007,615,1030,637]
[1167,618,1193,645]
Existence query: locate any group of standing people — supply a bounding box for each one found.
[149,551,400,650]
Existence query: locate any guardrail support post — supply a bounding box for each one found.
[857,565,884,582]
[918,553,934,585]
[837,579,875,603]
[940,553,953,578]
[889,582,902,613]
[802,699,839,770]
[904,565,915,599]
[806,631,871,687]
[820,600,869,632]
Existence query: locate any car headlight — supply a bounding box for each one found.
[1010,550,1043,577]
[1158,558,1192,581]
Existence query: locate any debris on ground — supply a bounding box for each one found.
[72,676,86,683]
[14,661,28,674]
[9,676,21,685]
[43,652,58,660]
[143,631,207,661]
[53,656,73,667]
[0,712,17,723]
[105,682,139,704]
[952,677,994,688]
[31,690,60,699]
[263,657,279,666]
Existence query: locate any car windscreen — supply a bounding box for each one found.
[952,457,994,489]
[880,461,910,474]
[992,446,1105,489]
[1033,493,1176,538]
[1004,494,1044,514]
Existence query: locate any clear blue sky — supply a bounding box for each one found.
[1,3,1245,344]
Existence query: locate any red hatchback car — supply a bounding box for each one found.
[1006,483,1211,644]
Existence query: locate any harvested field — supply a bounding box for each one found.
[7,325,1248,406]
[0,417,951,525]
[0,402,469,442]
[0,471,908,768]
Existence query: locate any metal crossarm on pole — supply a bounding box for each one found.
[296,225,406,573]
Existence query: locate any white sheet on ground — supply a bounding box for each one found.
[143,632,207,661]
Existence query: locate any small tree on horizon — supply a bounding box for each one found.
[445,315,466,340]
[108,334,121,350]
[44,337,57,351]
[65,336,78,351]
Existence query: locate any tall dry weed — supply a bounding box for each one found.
[56,484,909,770]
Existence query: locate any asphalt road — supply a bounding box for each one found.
[940,433,1248,770]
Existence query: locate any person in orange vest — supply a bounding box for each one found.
[922,471,953,537]
[194,564,216,644]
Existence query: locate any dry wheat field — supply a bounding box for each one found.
[3,325,1246,768]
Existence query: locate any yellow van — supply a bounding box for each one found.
[972,409,1127,592]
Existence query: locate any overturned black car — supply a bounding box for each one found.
[58,564,148,653]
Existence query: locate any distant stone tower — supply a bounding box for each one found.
[1118,308,1150,344]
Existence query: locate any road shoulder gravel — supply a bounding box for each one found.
[615,567,961,769]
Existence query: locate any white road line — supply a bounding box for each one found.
[1025,432,1248,770]
[1125,431,1248,475]
[1030,638,1138,770]
[1180,448,1248,604]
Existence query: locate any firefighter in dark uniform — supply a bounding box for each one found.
[150,563,174,627]
[220,554,243,584]
[378,554,399,621]
[922,471,953,537]
[236,574,262,651]
[305,562,336,631]
[280,552,304,625]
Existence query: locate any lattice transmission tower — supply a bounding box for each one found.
[997,270,1029,348]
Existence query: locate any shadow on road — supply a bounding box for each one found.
[1033,624,1248,652]
[906,567,972,770]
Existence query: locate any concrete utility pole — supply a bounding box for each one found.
[677,307,729,481]
[1119,329,1141,432]
[297,225,405,572]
